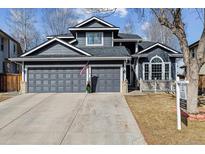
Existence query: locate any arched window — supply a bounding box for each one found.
[151,57,163,63]
[143,55,171,80]
[151,56,163,80]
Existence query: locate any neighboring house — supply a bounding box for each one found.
[189,40,205,95]
[10,16,182,93]
[0,29,22,74]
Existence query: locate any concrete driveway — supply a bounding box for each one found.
[0,93,146,144]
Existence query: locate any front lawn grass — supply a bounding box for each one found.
[125,93,205,144]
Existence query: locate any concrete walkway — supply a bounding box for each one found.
[0,93,146,144]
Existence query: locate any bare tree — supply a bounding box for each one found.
[42,8,80,35]
[84,8,117,18]
[123,18,136,33]
[142,16,179,49]
[148,8,205,113]
[7,8,40,51]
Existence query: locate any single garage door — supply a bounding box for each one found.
[28,67,86,93]
[91,67,121,92]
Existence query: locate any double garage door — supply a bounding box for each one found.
[27,67,121,93]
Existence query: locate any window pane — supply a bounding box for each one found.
[151,64,162,80]
[145,73,149,80]
[94,33,102,44]
[151,57,162,63]
[87,33,94,44]
[165,64,170,80]
[87,32,102,45]
[144,64,149,80]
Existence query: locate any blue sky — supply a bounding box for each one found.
[0,8,203,45]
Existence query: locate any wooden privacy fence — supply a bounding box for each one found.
[0,73,21,92]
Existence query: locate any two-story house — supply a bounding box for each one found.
[0,29,22,74]
[10,16,183,93]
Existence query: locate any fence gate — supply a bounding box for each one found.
[176,77,189,130]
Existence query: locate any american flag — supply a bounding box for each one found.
[80,63,89,76]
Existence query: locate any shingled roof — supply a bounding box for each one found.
[79,46,130,57]
[117,33,142,39]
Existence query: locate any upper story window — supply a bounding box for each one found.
[86,32,103,46]
[0,37,4,51]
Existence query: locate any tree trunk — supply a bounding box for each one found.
[186,60,199,113]
[178,35,199,113]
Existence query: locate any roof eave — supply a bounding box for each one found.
[69,28,119,31]
[46,36,74,39]
[9,56,131,62]
[113,39,143,42]
[137,43,180,54]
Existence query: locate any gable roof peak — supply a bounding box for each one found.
[21,37,91,57]
[137,41,180,54]
[74,16,116,28]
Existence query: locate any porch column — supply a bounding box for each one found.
[123,60,126,81]
[121,60,128,94]
[20,62,27,93]
[21,62,24,82]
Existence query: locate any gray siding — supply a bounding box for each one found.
[76,31,112,47]
[30,42,81,56]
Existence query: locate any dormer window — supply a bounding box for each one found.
[86,32,103,46]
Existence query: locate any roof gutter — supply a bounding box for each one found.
[9,56,131,62]
[113,39,143,42]
[46,36,74,39]
[69,28,119,31]
[132,53,183,58]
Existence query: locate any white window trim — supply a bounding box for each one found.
[142,56,171,80]
[85,32,104,46]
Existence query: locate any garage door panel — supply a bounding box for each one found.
[28,67,86,93]
[91,67,120,92]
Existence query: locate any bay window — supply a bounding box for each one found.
[143,56,171,80]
